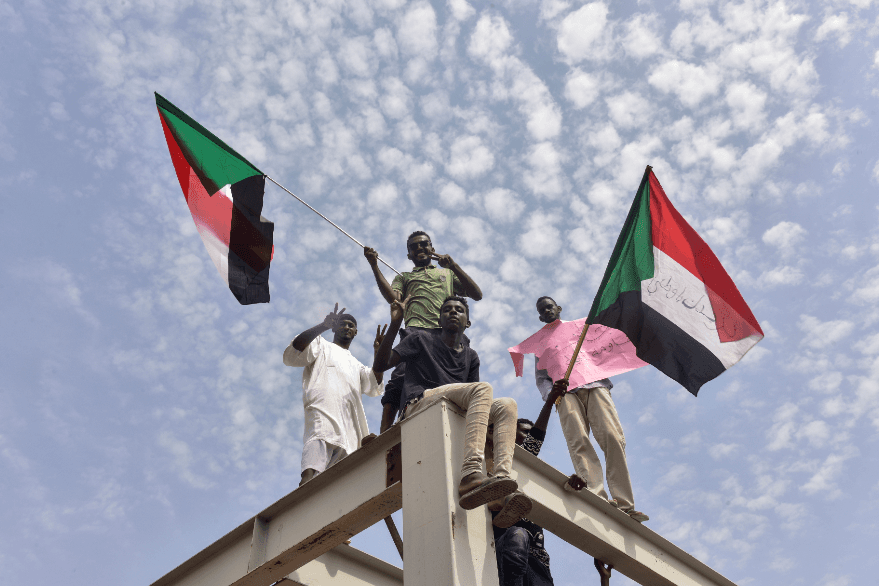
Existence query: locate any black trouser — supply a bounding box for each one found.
[495,526,553,586]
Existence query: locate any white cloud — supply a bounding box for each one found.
[397,1,438,59]
[448,0,475,21]
[726,81,767,132]
[762,221,807,255]
[367,181,399,209]
[523,142,565,198]
[557,3,611,63]
[379,77,412,120]
[872,159,879,183]
[564,69,600,109]
[605,91,651,130]
[468,13,513,62]
[648,60,721,108]
[483,188,526,223]
[519,212,561,258]
[759,266,804,287]
[708,443,740,460]
[815,13,852,47]
[447,135,495,180]
[469,14,562,141]
[439,181,467,209]
[798,315,854,349]
[622,13,663,59]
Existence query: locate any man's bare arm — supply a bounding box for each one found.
[372,324,388,383]
[429,253,483,301]
[364,247,402,304]
[533,379,568,434]
[291,303,345,351]
[373,301,405,372]
[380,403,398,433]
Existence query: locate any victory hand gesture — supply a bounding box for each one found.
[322,303,346,330]
[373,324,388,353]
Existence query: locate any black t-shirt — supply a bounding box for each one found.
[387,329,480,410]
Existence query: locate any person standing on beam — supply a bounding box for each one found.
[373,296,527,517]
[283,303,386,486]
[363,231,483,431]
[533,296,649,523]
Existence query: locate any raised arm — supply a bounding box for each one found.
[533,379,568,434]
[364,247,401,304]
[291,303,345,352]
[373,300,405,373]
[430,252,483,301]
[371,324,388,384]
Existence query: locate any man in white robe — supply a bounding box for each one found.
[283,303,385,485]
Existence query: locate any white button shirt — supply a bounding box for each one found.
[283,336,383,455]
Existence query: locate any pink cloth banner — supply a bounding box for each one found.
[508,319,648,389]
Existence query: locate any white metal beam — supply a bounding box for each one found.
[149,425,403,586]
[400,399,499,586]
[283,543,403,586]
[513,446,737,586]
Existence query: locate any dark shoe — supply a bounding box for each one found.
[458,474,518,510]
[492,491,533,528]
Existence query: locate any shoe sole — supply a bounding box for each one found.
[492,492,533,528]
[459,477,518,510]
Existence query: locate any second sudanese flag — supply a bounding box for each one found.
[587,167,764,395]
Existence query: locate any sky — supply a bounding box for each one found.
[1,0,878,584]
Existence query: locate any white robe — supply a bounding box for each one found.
[283,336,383,455]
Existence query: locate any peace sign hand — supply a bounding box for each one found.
[373,324,389,353]
[322,303,346,330]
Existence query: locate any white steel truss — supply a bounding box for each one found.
[150,399,738,586]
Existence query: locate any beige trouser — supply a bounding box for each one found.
[404,382,518,479]
[557,386,635,510]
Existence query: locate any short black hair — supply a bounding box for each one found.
[517,418,535,427]
[337,314,357,326]
[536,296,556,306]
[441,295,469,318]
[407,230,431,245]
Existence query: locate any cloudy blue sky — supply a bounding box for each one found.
[2,0,878,584]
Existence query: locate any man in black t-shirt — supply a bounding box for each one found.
[374,296,525,515]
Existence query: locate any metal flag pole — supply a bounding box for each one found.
[265,175,402,276]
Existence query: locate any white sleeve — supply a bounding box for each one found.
[361,365,384,397]
[535,364,553,402]
[283,336,321,367]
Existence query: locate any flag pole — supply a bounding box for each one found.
[265,175,402,276]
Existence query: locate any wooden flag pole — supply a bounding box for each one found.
[265,175,402,276]
[555,321,591,406]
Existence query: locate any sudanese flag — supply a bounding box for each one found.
[587,167,763,395]
[156,92,273,305]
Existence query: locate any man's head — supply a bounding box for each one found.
[406,231,434,267]
[439,295,471,332]
[536,296,562,323]
[332,314,358,343]
[516,418,534,445]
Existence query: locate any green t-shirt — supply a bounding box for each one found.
[391,265,464,329]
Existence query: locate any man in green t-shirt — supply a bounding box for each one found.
[364,231,483,430]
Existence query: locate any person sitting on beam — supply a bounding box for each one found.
[373,295,527,517]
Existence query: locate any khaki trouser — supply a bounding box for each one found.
[404,382,518,479]
[557,386,635,510]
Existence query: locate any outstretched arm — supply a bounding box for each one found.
[373,300,405,373]
[533,379,568,434]
[364,247,401,304]
[291,303,345,351]
[372,324,388,384]
[429,253,483,301]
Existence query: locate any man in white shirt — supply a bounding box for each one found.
[284,303,385,485]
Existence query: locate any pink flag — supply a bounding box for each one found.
[508,319,648,390]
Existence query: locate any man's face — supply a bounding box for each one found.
[333,319,358,341]
[439,300,470,332]
[515,421,533,446]
[407,235,434,267]
[536,298,562,323]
